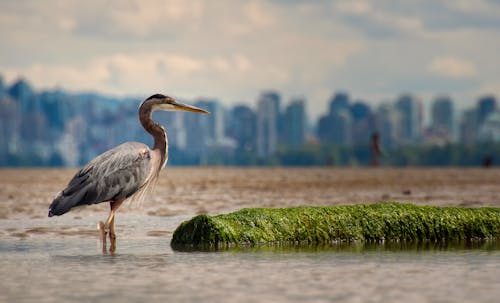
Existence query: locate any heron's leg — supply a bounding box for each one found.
[106,200,124,253]
[97,221,107,254]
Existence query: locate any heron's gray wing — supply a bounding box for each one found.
[49,142,152,216]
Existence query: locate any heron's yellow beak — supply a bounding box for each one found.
[172,101,210,114]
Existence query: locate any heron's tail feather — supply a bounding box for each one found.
[48,186,94,217]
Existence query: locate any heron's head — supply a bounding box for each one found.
[144,94,209,114]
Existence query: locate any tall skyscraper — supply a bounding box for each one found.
[329,92,349,115]
[184,99,223,156]
[317,92,352,146]
[478,112,500,142]
[477,96,497,126]
[374,103,400,148]
[0,75,5,97]
[256,92,281,157]
[195,99,224,144]
[395,94,422,145]
[39,91,71,132]
[317,110,352,146]
[430,96,455,142]
[0,96,20,162]
[8,79,38,113]
[459,108,478,144]
[283,98,306,147]
[350,101,373,145]
[227,105,257,152]
[156,112,186,150]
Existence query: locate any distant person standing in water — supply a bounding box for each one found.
[483,156,493,168]
[370,132,381,167]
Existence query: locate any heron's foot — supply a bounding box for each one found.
[108,221,117,254]
[97,221,117,254]
[97,221,108,254]
[97,221,111,232]
[97,221,108,236]
[109,232,116,254]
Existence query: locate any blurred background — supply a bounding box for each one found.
[0,0,499,167]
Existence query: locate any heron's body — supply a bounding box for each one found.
[48,94,208,253]
[49,141,161,216]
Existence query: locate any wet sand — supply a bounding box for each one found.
[1,167,499,220]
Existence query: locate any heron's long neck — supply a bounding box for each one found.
[139,105,168,167]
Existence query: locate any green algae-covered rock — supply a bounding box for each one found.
[171,203,500,247]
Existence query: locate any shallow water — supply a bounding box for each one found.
[1,215,499,303]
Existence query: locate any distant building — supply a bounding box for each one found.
[39,91,71,132]
[283,98,306,147]
[256,91,281,157]
[429,96,455,143]
[374,103,400,148]
[317,110,352,146]
[227,105,257,152]
[317,92,352,146]
[0,96,20,162]
[196,99,224,144]
[184,99,226,158]
[8,78,38,113]
[478,112,500,142]
[329,92,349,115]
[316,114,329,144]
[394,94,422,145]
[459,108,478,144]
[459,96,497,144]
[0,75,5,97]
[333,110,352,145]
[157,112,186,150]
[184,104,207,157]
[477,95,497,126]
[350,101,373,145]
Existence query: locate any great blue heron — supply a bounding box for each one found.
[48,94,208,253]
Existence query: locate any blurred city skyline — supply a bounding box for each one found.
[1,1,500,120]
[1,74,499,167]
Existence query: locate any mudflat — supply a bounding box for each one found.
[0,167,499,221]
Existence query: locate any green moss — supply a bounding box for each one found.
[171,203,500,248]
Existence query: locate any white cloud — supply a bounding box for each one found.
[3,53,205,94]
[333,1,424,37]
[479,79,500,98]
[2,52,283,100]
[209,55,252,73]
[335,1,371,15]
[428,56,477,78]
[104,0,204,37]
[244,0,275,28]
[445,0,500,16]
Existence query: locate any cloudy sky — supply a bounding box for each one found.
[1,0,499,118]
